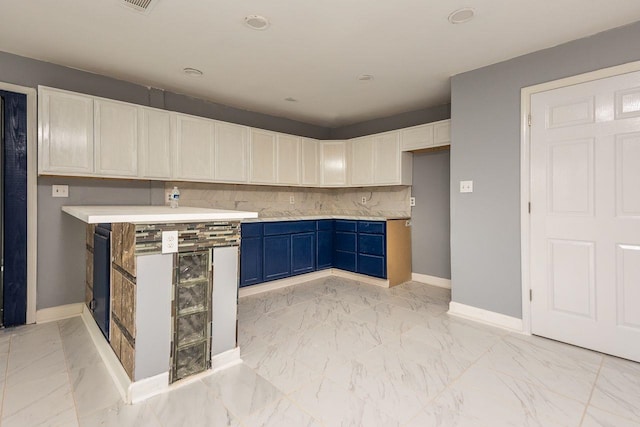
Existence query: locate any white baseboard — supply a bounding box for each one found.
[212,347,242,373]
[129,372,169,404]
[36,303,85,323]
[411,273,451,289]
[239,270,332,297]
[448,301,523,332]
[331,269,389,288]
[80,307,131,402]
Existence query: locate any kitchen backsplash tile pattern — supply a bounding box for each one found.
[166,183,411,218]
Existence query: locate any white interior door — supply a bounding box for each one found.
[530,70,640,362]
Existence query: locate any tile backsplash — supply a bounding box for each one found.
[166,182,411,218]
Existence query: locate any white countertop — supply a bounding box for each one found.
[62,205,258,224]
[241,215,410,223]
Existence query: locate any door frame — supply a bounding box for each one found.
[520,60,640,335]
[0,82,37,324]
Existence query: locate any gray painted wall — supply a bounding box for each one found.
[411,150,451,279]
[450,21,640,318]
[331,104,450,139]
[37,177,165,309]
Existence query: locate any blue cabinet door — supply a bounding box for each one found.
[291,232,315,275]
[264,235,291,281]
[240,236,263,287]
[334,250,357,272]
[317,230,333,270]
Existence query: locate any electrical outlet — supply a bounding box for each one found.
[289,195,295,204]
[361,197,367,204]
[52,185,69,198]
[460,180,474,193]
[410,197,416,207]
[162,230,178,254]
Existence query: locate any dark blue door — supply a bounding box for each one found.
[263,235,291,281]
[240,236,263,287]
[1,91,27,327]
[317,231,333,270]
[93,226,110,339]
[291,232,315,275]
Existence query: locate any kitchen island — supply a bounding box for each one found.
[63,205,257,403]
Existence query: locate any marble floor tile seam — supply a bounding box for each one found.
[0,335,11,421]
[57,320,83,426]
[582,403,640,426]
[238,394,324,427]
[577,356,606,426]
[474,336,604,411]
[197,373,284,422]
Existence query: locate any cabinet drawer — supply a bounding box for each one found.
[358,254,386,278]
[334,251,357,273]
[317,220,334,231]
[334,232,356,252]
[264,221,316,236]
[334,220,357,232]
[358,234,385,256]
[241,223,263,238]
[357,221,385,234]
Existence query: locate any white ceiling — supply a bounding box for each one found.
[2,1,640,127]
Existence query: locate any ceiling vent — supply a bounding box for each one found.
[121,0,157,14]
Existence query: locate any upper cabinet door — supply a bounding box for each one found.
[139,108,171,179]
[373,132,401,185]
[277,134,301,185]
[39,87,94,174]
[173,113,215,181]
[215,122,248,183]
[249,129,276,184]
[320,141,347,186]
[94,99,139,177]
[433,119,451,146]
[301,138,319,186]
[400,123,433,151]
[350,136,374,185]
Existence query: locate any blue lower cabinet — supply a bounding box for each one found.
[334,250,357,273]
[264,235,291,281]
[317,230,333,270]
[291,232,316,275]
[358,254,385,278]
[358,233,385,256]
[240,224,264,287]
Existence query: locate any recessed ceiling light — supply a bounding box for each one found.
[357,74,374,81]
[284,97,298,102]
[183,67,203,76]
[448,7,475,24]
[244,15,270,30]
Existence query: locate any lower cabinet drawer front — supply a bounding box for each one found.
[264,221,316,236]
[358,254,386,278]
[334,220,357,232]
[357,221,385,234]
[334,250,357,273]
[334,232,356,252]
[241,222,263,238]
[358,234,385,256]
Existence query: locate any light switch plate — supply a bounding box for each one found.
[52,185,69,198]
[460,180,474,193]
[162,230,179,254]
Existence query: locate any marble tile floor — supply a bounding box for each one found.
[1,277,639,426]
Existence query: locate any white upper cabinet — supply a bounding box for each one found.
[400,119,450,151]
[173,113,215,181]
[276,134,301,185]
[301,138,319,186]
[249,129,277,184]
[320,140,347,186]
[39,87,94,174]
[350,131,411,186]
[94,99,139,177]
[139,107,172,179]
[433,120,451,146]
[373,131,409,185]
[214,121,248,183]
[350,136,374,185]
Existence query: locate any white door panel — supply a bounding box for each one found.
[530,70,640,362]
